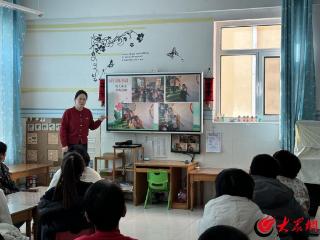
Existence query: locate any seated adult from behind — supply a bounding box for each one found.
[48,145,101,190]
[37,152,92,240]
[198,225,249,240]
[198,168,277,240]
[0,190,27,240]
[0,189,12,224]
[250,154,308,238]
[0,223,28,240]
[0,142,19,195]
[75,180,137,240]
[273,150,310,215]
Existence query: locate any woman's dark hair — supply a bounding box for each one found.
[68,145,90,166]
[84,180,125,231]
[54,152,85,208]
[74,90,88,100]
[198,225,249,240]
[250,154,280,178]
[0,141,7,155]
[215,168,254,199]
[273,150,301,179]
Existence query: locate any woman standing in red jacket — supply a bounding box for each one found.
[60,90,106,152]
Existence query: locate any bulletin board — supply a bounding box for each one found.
[26,118,63,164]
[26,118,63,184]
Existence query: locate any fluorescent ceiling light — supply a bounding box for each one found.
[0,0,43,17]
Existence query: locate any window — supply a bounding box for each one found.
[215,19,281,119]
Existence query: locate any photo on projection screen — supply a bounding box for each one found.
[106,73,203,133]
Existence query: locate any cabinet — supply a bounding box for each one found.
[94,154,123,182]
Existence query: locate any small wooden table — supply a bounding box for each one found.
[9,163,52,185]
[189,168,224,210]
[94,155,123,181]
[7,187,47,239]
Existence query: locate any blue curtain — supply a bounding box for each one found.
[0,1,25,165]
[280,0,316,152]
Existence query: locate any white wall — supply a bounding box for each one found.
[22,17,213,111]
[23,0,281,19]
[100,121,280,168]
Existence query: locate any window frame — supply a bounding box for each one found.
[214,19,281,120]
[259,53,280,119]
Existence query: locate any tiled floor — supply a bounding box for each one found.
[120,203,203,240]
[22,203,203,240]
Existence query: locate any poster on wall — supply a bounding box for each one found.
[206,132,222,153]
[42,123,49,131]
[48,132,59,145]
[27,133,38,145]
[35,123,41,131]
[27,124,35,132]
[48,150,59,161]
[55,124,61,131]
[48,123,56,131]
[27,149,38,162]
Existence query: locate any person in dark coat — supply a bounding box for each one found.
[250,154,308,240]
[0,142,19,195]
[37,152,92,240]
[273,150,310,215]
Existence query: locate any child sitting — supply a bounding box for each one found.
[250,154,308,239]
[48,145,101,190]
[75,180,137,240]
[198,225,249,240]
[198,168,277,240]
[0,142,19,195]
[273,150,310,215]
[37,152,92,240]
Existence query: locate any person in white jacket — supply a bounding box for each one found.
[0,189,11,224]
[198,168,278,240]
[0,223,29,240]
[48,145,101,190]
[0,189,28,240]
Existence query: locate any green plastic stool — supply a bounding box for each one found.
[144,169,171,209]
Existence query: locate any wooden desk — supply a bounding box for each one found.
[189,168,224,210]
[134,160,198,209]
[9,163,52,185]
[7,187,47,239]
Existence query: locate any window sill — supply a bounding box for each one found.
[212,121,279,124]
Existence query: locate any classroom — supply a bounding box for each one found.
[0,0,320,239]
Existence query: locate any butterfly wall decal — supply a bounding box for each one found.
[107,60,114,68]
[167,47,184,61]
